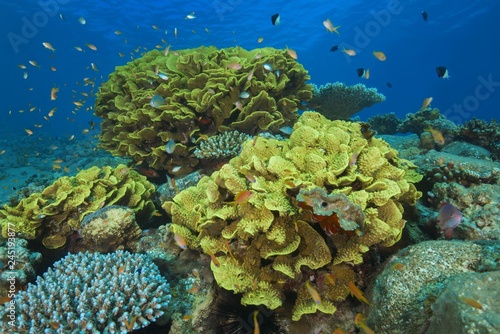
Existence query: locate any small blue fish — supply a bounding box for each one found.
[275,69,281,78]
[239,91,250,99]
[165,138,176,154]
[263,63,273,71]
[150,94,164,108]
[279,126,293,135]
[158,72,169,80]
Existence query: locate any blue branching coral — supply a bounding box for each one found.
[0,251,171,333]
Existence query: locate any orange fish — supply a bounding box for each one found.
[286,47,298,60]
[354,313,375,334]
[459,296,483,310]
[182,315,193,321]
[24,129,33,136]
[118,265,126,274]
[50,87,59,100]
[50,66,57,71]
[426,126,445,145]
[174,234,187,249]
[421,97,433,109]
[187,284,199,293]
[305,281,321,305]
[209,253,220,267]
[348,281,370,305]
[333,329,346,334]
[342,48,356,56]
[257,37,264,43]
[392,263,406,270]
[227,62,242,70]
[86,43,97,51]
[228,190,253,206]
[373,51,387,61]
[323,19,341,35]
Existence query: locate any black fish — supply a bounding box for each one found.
[88,120,96,130]
[271,13,280,26]
[330,45,339,52]
[356,68,369,79]
[421,11,428,21]
[436,66,449,79]
[386,82,393,88]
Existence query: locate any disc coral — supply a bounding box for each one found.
[164,111,422,320]
[0,164,156,250]
[95,46,312,175]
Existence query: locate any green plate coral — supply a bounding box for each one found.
[95,46,312,175]
[164,111,422,320]
[0,164,156,249]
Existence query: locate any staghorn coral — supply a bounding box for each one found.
[194,130,252,160]
[0,251,171,333]
[95,46,312,176]
[308,82,385,120]
[164,111,421,320]
[0,164,156,249]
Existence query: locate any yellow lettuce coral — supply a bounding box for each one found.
[165,111,421,320]
[0,165,155,249]
[95,46,312,175]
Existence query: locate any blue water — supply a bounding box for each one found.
[1,0,499,136]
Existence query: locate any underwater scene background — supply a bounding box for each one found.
[0,0,499,333]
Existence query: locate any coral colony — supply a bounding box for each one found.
[1,251,171,333]
[165,112,421,320]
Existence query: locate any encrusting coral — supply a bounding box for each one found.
[0,251,171,333]
[79,205,142,252]
[95,46,312,176]
[164,111,422,320]
[0,164,156,250]
[308,82,385,120]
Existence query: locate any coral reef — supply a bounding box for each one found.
[428,182,500,240]
[366,112,401,135]
[155,171,204,204]
[95,46,312,176]
[194,130,252,160]
[0,164,156,249]
[414,150,500,187]
[79,205,142,252]
[427,271,500,334]
[456,118,500,160]
[308,82,386,120]
[0,238,41,299]
[164,111,421,320]
[398,108,457,140]
[366,240,499,334]
[0,251,171,333]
